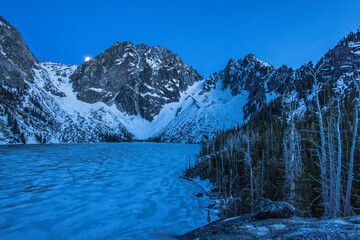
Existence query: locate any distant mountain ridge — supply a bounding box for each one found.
[0,16,359,144]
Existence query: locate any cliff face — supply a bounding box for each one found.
[70,42,203,121]
[0,16,38,88]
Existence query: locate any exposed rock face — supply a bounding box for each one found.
[254,198,296,219]
[0,16,38,88]
[178,214,360,240]
[70,42,203,121]
[222,55,275,96]
[0,17,133,144]
[157,55,293,143]
[160,35,360,143]
[206,54,293,120]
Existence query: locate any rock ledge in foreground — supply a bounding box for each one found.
[178,215,360,240]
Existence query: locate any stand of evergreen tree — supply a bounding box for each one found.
[185,61,360,219]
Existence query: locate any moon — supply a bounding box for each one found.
[85,56,91,62]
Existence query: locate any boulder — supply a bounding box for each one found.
[254,198,296,219]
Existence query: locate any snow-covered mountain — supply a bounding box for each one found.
[70,42,203,121]
[0,59,133,143]
[155,55,294,142]
[1,16,359,144]
[0,17,132,144]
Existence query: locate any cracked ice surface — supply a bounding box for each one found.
[0,143,217,239]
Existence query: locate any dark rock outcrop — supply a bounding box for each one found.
[70,42,203,121]
[0,16,38,88]
[178,215,360,240]
[254,198,296,219]
[198,54,294,122]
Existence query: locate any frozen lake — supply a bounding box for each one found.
[0,143,216,239]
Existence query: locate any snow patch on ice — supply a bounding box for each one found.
[193,177,213,192]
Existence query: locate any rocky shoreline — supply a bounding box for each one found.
[178,198,360,240]
[178,215,360,239]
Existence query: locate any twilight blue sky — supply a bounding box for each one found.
[2,0,360,77]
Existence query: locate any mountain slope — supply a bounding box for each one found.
[70,41,203,121]
[181,30,360,220]
[157,55,293,143]
[0,17,132,144]
[1,15,359,144]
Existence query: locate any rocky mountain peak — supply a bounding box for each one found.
[70,41,203,121]
[221,54,275,96]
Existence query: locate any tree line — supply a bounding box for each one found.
[186,61,360,219]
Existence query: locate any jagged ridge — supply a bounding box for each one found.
[1,16,359,144]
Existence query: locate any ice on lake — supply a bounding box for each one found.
[0,143,216,239]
